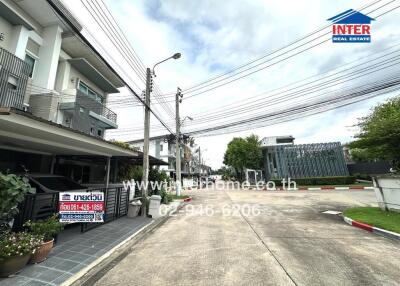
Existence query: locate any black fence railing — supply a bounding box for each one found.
[0,47,30,110]
[12,192,59,231]
[12,187,131,233]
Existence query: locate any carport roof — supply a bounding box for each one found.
[0,108,137,157]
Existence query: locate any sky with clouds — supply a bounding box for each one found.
[62,0,400,169]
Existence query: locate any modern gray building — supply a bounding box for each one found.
[262,136,349,179]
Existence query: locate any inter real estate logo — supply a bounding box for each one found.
[327,9,375,43]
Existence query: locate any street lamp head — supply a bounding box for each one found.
[152,53,182,76]
[172,53,181,59]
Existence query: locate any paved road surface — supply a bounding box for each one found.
[94,188,400,286]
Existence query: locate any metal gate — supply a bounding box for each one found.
[81,187,130,232]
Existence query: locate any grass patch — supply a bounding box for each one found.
[171,194,190,200]
[343,207,400,233]
[164,194,189,204]
[298,183,372,188]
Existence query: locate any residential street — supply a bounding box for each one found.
[93,188,400,286]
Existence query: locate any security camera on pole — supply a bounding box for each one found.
[175,87,183,196]
[142,53,181,216]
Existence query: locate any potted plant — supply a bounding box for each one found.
[0,231,43,277]
[349,97,400,212]
[0,172,35,229]
[24,215,64,263]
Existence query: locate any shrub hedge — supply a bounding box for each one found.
[270,176,356,186]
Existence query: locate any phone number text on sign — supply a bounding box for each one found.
[59,202,104,212]
[59,192,104,223]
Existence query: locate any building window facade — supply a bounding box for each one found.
[78,81,104,103]
[24,54,36,78]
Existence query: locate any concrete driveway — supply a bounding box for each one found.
[93,188,400,286]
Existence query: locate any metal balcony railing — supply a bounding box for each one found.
[76,89,117,124]
[0,47,30,109]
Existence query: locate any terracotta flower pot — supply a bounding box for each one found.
[29,239,54,264]
[0,253,31,277]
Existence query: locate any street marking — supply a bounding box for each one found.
[322,210,342,215]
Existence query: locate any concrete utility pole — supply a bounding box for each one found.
[175,87,182,196]
[141,67,152,216]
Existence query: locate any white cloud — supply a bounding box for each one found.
[63,0,400,169]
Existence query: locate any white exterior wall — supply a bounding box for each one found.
[33,25,63,90]
[0,16,14,51]
[8,25,30,59]
[129,139,172,173]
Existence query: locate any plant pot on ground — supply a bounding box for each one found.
[0,231,42,277]
[24,215,64,264]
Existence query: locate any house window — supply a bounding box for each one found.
[24,54,36,78]
[160,144,163,151]
[97,129,102,137]
[79,81,104,103]
[90,127,94,135]
[79,81,88,94]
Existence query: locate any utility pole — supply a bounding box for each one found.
[198,146,201,175]
[142,68,152,216]
[175,87,182,196]
[198,146,201,188]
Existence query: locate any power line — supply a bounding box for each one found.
[89,0,176,119]
[110,44,400,133]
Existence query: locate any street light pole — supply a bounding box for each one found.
[175,87,182,196]
[141,67,152,216]
[142,53,181,215]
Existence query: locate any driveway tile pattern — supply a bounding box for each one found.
[0,216,151,286]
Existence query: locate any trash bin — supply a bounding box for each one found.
[148,195,162,218]
[127,200,142,218]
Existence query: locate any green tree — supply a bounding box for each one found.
[214,166,234,180]
[349,147,375,162]
[349,97,400,171]
[223,135,263,181]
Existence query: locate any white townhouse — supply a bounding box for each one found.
[128,134,197,179]
[0,0,163,186]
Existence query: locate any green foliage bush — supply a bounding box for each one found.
[24,214,64,242]
[353,173,372,181]
[118,164,142,182]
[0,173,35,224]
[271,176,356,186]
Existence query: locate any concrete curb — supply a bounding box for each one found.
[65,202,186,286]
[267,186,374,191]
[343,216,400,241]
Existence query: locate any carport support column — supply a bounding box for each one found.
[106,157,111,188]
